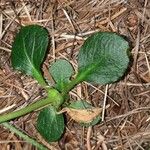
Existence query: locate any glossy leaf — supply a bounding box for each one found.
[37,106,64,142]
[67,100,101,127]
[49,59,74,92]
[11,25,49,85]
[78,32,129,84]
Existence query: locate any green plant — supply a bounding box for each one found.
[0,25,130,147]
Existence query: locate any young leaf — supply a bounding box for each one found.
[37,106,64,142]
[11,25,49,85]
[65,100,101,127]
[77,32,130,84]
[49,59,74,92]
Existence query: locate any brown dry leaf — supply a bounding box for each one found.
[64,107,102,123]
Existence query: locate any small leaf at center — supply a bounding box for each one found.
[49,59,74,92]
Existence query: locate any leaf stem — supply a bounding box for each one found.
[61,65,97,97]
[62,73,84,97]
[33,69,47,88]
[2,122,48,150]
[0,88,63,123]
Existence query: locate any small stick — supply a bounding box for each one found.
[87,126,92,150]
[0,13,2,36]
[22,2,32,22]
[51,7,56,60]
[141,0,148,25]
[62,8,76,33]
[133,27,140,70]
[0,104,16,114]
[102,84,108,121]
[144,53,150,78]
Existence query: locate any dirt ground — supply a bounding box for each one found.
[0,0,150,150]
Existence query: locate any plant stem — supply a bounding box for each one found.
[2,122,47,150]
[0,88,63,123]
[0,98,48,123]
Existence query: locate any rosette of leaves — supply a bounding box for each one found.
[10,25,130,143]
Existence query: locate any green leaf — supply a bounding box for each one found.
[11,25,49,85]
[78,32,130,84]
[69,100,92,109]
[37,106,64,142]
[67,100,101,127]
[49,59,74,92]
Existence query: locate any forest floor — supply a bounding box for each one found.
[0,0,150,150]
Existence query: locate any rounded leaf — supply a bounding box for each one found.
[49,59,74,91]
[37,106,64,142]
[11,25,49,82]
[78,32,130,84]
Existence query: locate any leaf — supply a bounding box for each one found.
[49,59,74,92]
[37,106,64,142]
[11,25,49,84]
[69,100,92,109]
[80,115,101,127]
[65,100,102,126]
[78,32,130,84]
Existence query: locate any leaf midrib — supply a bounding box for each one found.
[22,36,37,73]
